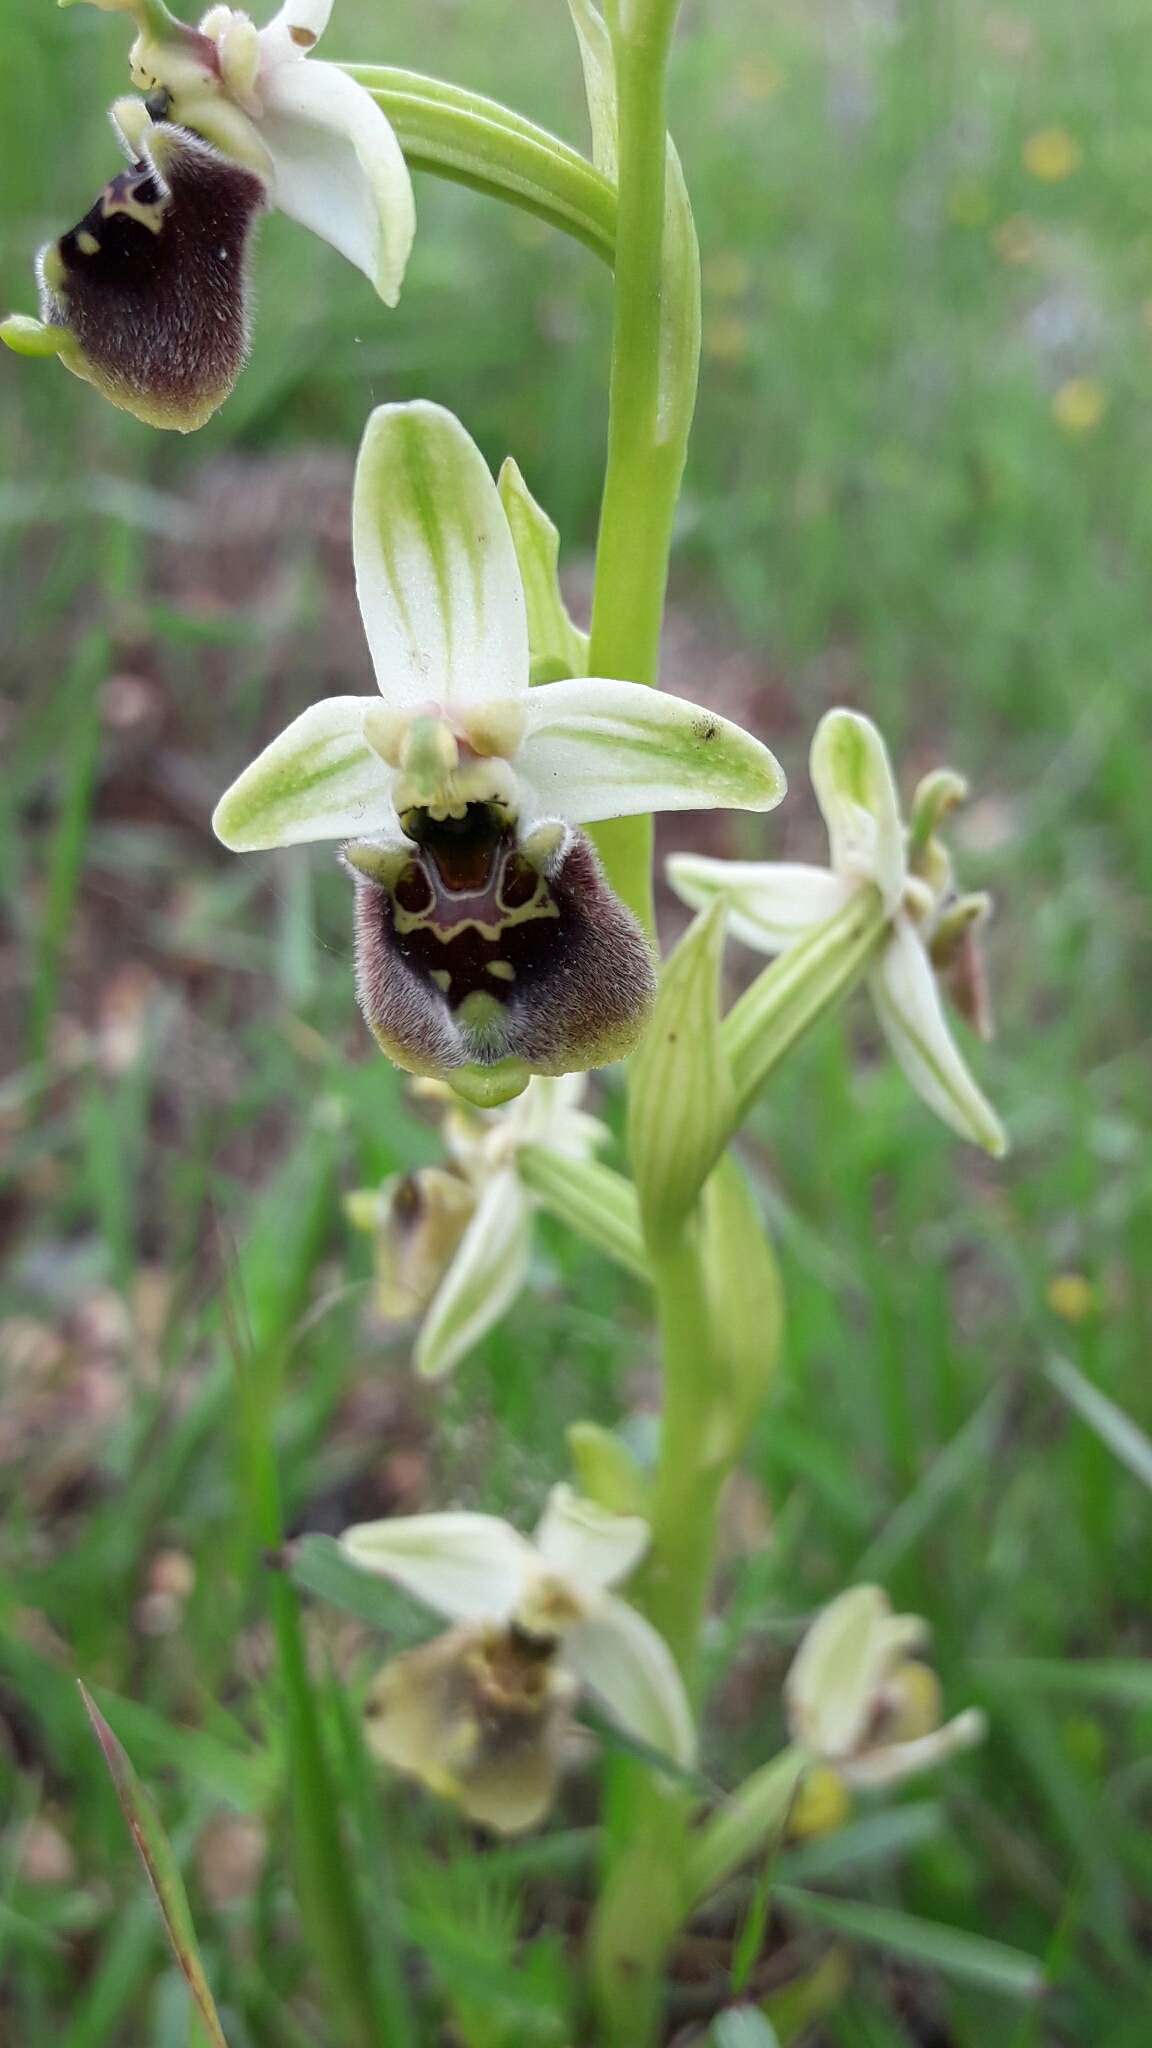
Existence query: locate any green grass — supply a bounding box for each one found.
[3,0,1152,2041]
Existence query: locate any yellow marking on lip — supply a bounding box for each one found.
[76,230,101,257]
[102,188,166,235]
[487,962,516,983]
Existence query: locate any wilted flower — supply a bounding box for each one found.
[342,1484,694,1832]
[215,400,784,1083]
[2,1,414,428]
[785,1585,986,1790]
[346,1073,606,1377]
[668,709,1007,1154]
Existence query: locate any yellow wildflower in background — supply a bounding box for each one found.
[1052,378,1106,434]
[1047,1272,1097,1323]
[1023,128,1082,182]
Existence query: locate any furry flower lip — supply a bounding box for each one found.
[669,708,1007,1154]
[213,400,786,1084]
[2,1,415,429]
[31,124,266,432]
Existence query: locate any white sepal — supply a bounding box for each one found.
[843,1708,988,1789]
[871,920,1007,1157]
[565,1594,696,1767]
[212,697,395,849]
[415,1169,533,1380]
[258,57,415,305]
[785,1585,900,1760]
[517,675,786,825]
[811,709,905,912]
[667,854,851,955]
[533,1483,649,1595]
[339,1510,536,1622]
[354,402,530,711]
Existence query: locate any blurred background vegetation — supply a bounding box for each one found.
[2,0,1151,2042]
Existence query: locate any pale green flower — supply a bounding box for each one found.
[669,709,1007,1154]
[786,1585,985,1790]
[342,1485,695,1831]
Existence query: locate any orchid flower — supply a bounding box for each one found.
[668,708,1007,1155]
[346,1073,607,1379]
[213,400,785,1084]
[2,1,414,429]
[341,1484,695,1832]
[785,1585,985,1792]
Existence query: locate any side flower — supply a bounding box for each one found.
[213,400,785,1086]
[2,1,415,429]
[340,1484,695,1833]
[786,1584,986,1792]
[668,708,1007,1154]
[347,1073,607,1379]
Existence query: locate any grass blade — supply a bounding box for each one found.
[77,1683,229,2048]
[1045,1355,1152,1492]
[773,1884,1046,2000]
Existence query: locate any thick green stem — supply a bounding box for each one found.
[590,1219,723,2042]
[585,11,700,930]
[643,1229,725,1676]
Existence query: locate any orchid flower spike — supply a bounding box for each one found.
[668,708,1007,1155]
[2,2,414,429]
[214,401,785,1086]
[785,1585,986,1792]
[346,1073,607,1379]
[341,1484,695,1832]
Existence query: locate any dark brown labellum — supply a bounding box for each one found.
[350,807,656,1077]
[38,126,266,431]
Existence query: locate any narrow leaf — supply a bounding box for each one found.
[979,1658,1152,1708]
[287,1535,431,1644]
[774,1885,1046,1999]
[700,1155,784,1457]
[566,0,618,177]
[1045,1354,1152,1492]
[78,1683,229,2048]
[628,902,734,1240]
[497,457,589,681]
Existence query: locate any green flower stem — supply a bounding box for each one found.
[591,1217,724,2044]
[643,1226,727,1678]
[585,7,701,932]
[346,67,618,263]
